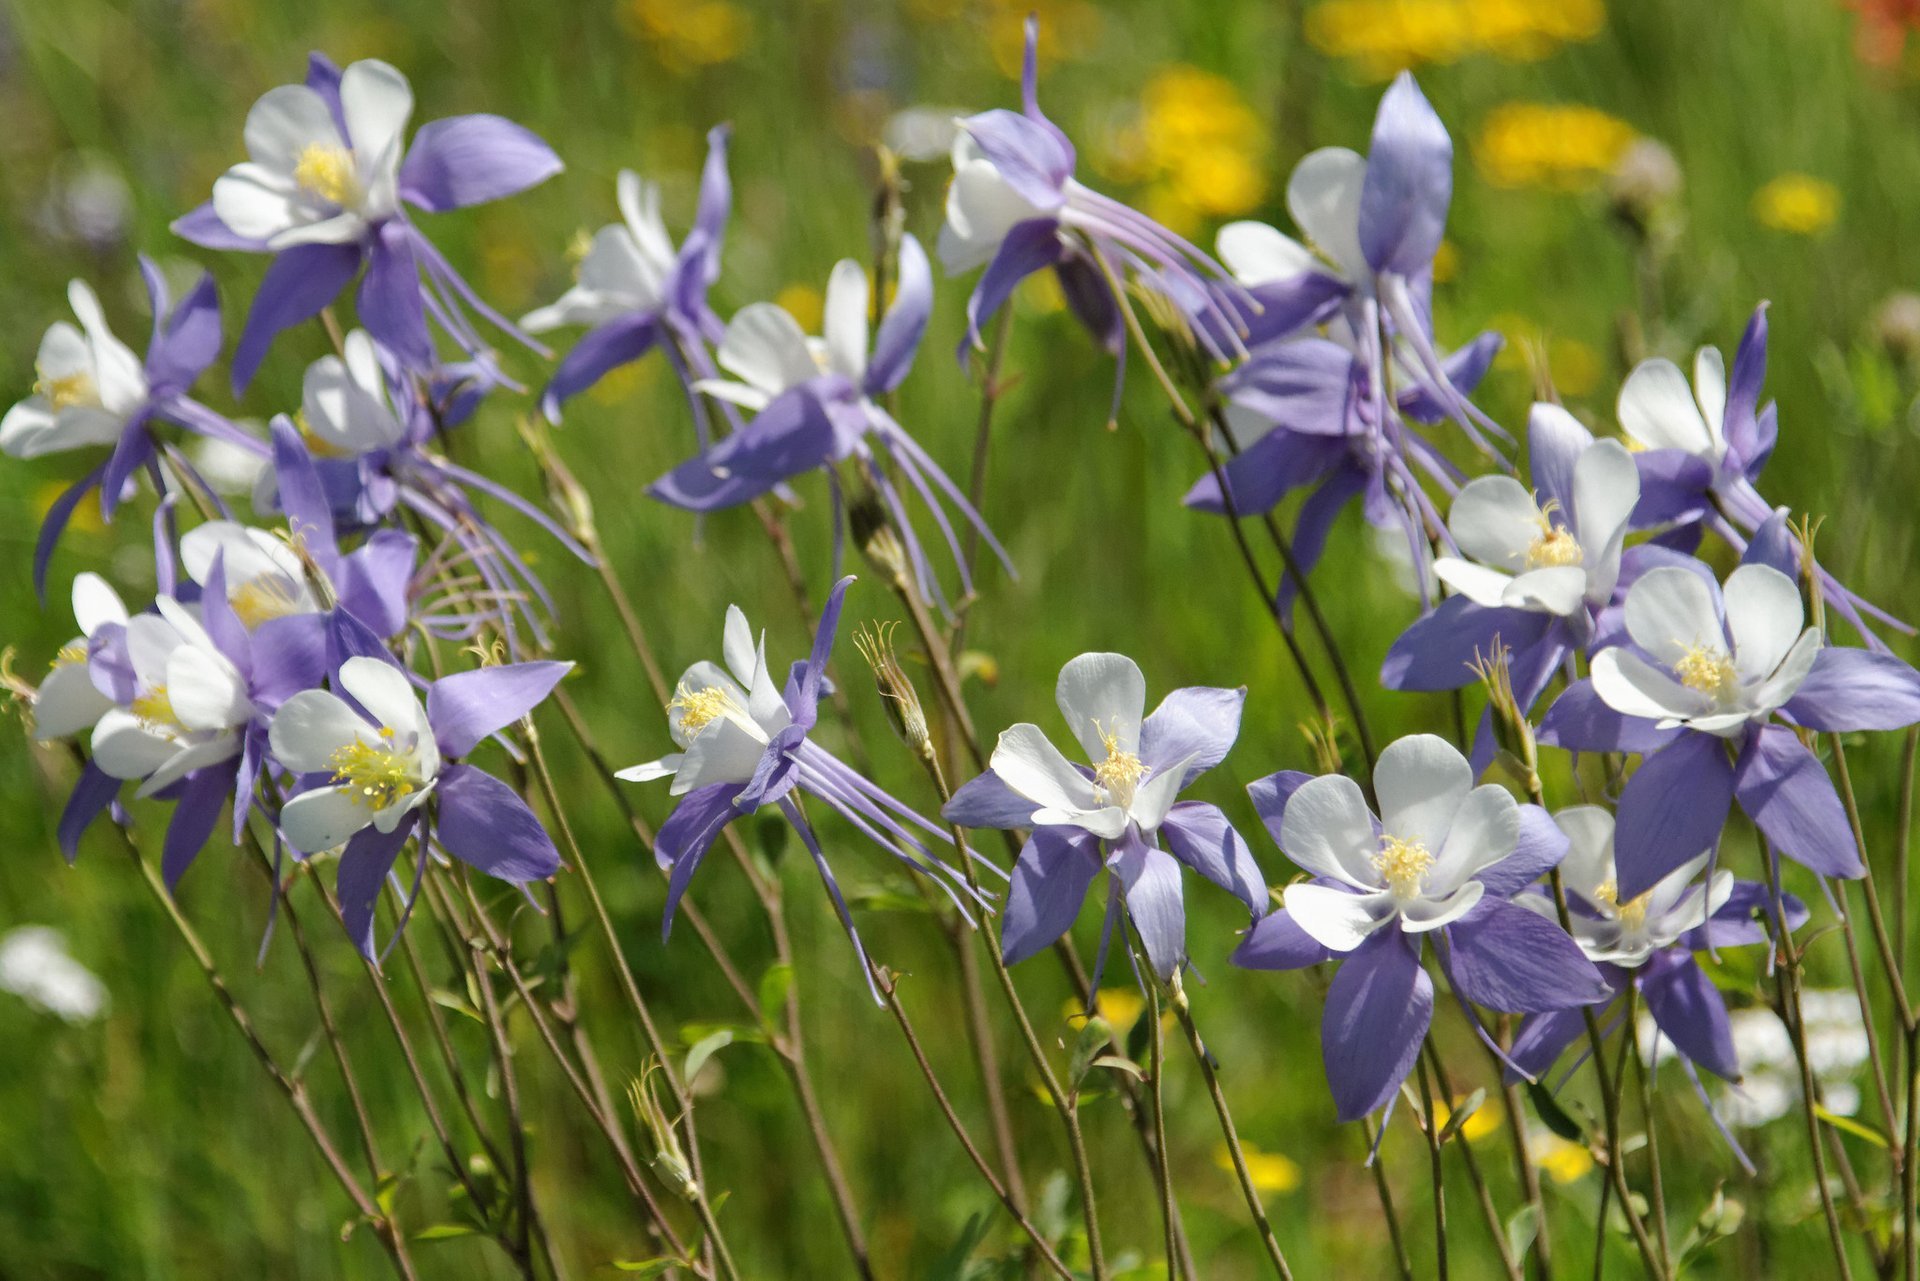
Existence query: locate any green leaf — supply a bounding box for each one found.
[609,1259,680,1276]
[1437,1087,1486,1146]
[1068,1017,1113,1089]
[1816,1104,1890,1149]
[1090,1054,1145,1082]
[1527,1081,1583,1142]
[753,813,789,864]
[1505,1204,1540,1260]
[413,1224,479,1241]
[678,1021,765,1049]
[684,1029,734,1086]
[757,962,794,1024]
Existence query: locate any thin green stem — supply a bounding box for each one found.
[1414,1056,1449,1281]
[1362,1115,1417,1281]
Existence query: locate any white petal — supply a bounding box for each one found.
[1693,345,1727,441]
[690,379,771,411]
[1552,806,1617,900]
[35,322,92,380]
[279,785,373,854]
[721,605,757,685]
[717,304,818,395]
[1571,438,1639,603]
[340,60,414,183]
[1448,475,1542,568]
[1750,629,1821,714]
[303,353,406,452]
[991,723,1101,813]
[1618,358,1716,458]
[153,596,217,656]
[166,646,253,732]
[1429,784,1521,895]
[576,223,658,308]
[90,709,179,781]
[1284,882,1393,952]
[372,784,433,834]
[616,170,677,277]
[339,656,426,741]
[32,662,114,740]
[136,734,240,799]
[1032,805,1130,840]
[940,154,1045,274]
[1054,652,1147,761]
[1624,566,1724,668]
[1285,147,1367,281]
[67,281,146,412]
[1590,646,1710,722]
[1129,755,1197,832]
[212,166,310,242]
[1400,881,1486,933]
[1278,773,1381,888]
[1374,733,1473,853]
[270,689,377,774]
[670,717,769,795]
[615,754,682,783]
[0,399,67,459]
[267,211,369,249]
[71,572,127,635]
[823,260,870,382]
[1216,220,1318,286]
[1722,563,1804,684]
[1433,558,1515,609]
[125,615,185,690]
[1502,566,1587,616]
[243,83,342,170]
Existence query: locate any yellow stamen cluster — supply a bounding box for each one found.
[1593,881,1651,932]
[1374,835,1434,898]
[329,729,416,811]
[292,409,351,460]
[667,682,739,735]
[1674,643,1739,699]
[1092,722,1146,808]
[51,643,88,669]
[232,574,306,629]
[35,369,99,413]
[293,143,359,206]
[1524,523,1583,570]
[131,685,180,730]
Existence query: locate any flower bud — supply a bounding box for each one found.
[628,1066,700,1203]
[853,621,931,759]
[1471,641,1537,783]
[1608,139,1682,233]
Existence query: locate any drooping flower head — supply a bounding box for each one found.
[1232,734,1606,1121]
[943,652,1265,985]
[175,54,563,389]
[620,578,984,998]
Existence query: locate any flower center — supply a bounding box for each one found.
[1593,880,1651,932]
[1524,523,1583,570]
[35,369,99,413]
[1374,834,1434,898]
[668,683,742,736]
[1092,723,1145,809]
[328,729,417,811]
[131,685,181,732]
[233,574,306,629]
[293,143,360,206]
[1674,643,1739,699]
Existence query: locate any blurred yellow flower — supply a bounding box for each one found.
[774,283,825,335]
[1431,239,1460,283]
[1307,0,1604,78]
[623,0,751,71]
[1064,987,1146,1032]
[1215,1141,1302,1193]
[1101,66,1268,237]
[36,482,102,535]
[1490,316,1602,397]
[1753,173,1840,235]
[1431,1092,1505,1143]
[1475,103,1636,191]
[1530,1131,1595,1183]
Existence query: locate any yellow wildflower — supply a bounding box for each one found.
[1307,0,1604,79]
[623,0,751,71]
[1100,65,1267,237]
[1215,1141,1301,1193]
[773,283,825,335]
[1475,103,1636,191]
[1753,174,1840,236]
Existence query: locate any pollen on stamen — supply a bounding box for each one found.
[51,643,88,669]
[34,369,99,413]
[667,683,740,735]
[1674,643,1739,699]
[1091,720,1145,808]
[232,574,306,629]
[1522,500,1583,570]
[293,143,360,206]
[328,736,416,811]
[131,685,180,731]
[1374,834,1434,898]
[1593,881,1651,931]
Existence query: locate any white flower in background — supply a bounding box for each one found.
[190,432,271,497]
[1433,420,1639,617]
[692,263,873,413]
[33,574,127,741]
[1217,147,1370,291]
[1618,342,1734,466]
[212,60,411,249]
[1591,563,1820,736]
[617,605,791,795]
[1545,806,1730,967]
[0,926,107,1023]
[1281,734,1520,948]
[181,521,321,630]
[1,280,148,459]
[301,329,408,455]
[884,107,963,164]
[90,598,252,795]
[989,653,1197,842]
[1680,994,1871,1129]
[270,656,441,852]
[522,172,677,333]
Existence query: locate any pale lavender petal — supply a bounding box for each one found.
[232,242,363,393]
[1784,648,1920,732]
[1323,930,1432,1122]
[1640,951,1739,1080]
[959,218,1063,355]
[359,222,432,371]
[337,819,412,959]
[435,764,560,883]
[866,232,931,396]
[1734,724,1863,879]
[1230,904,1335,971]
[1443,897,1610,1013]
[1000,825,1102,966]
[1138,685,1244,787]
[399,114,563,212]
[427,661,571,756]
[1159,800,1266,917]
[1358,72,1452,277]
[1614,731,1735,899]
[1111,829,1186,981]
[941,769,1040,830]
[1474,803,1569,899]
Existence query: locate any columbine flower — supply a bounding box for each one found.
[5,264,254,593]
[174,53,563,388]
[31,573,128,745]
[939,18,1249,385]
[651,234,1009,606]
[1543,551,1920,895]
[530,127,735,424]
[1230,734,1606,1121]
[1382,404,1640,747]
[269,651,568,956]
[619,579,981,996]
[1618,304,1907,648]
[942,651,1265,983]
[1507,806,1805,1099]
[0,926,108,1023]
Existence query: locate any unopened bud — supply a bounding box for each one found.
[1608,139,1682,233]
[851,492,911,590]
[853,621,931,758]
[1471,641,1537,782]
[516,415,600,549]
[1875,292,1920,365]
[628,1066,700,1202]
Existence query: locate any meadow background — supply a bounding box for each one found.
[0,0,1917,1275]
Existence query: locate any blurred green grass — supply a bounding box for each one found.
[0,0,1917,1275]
